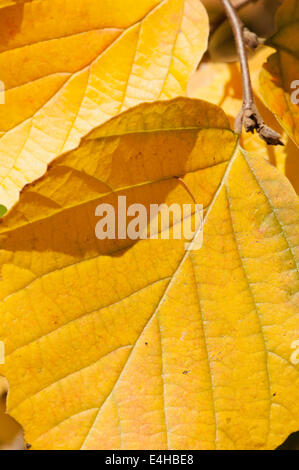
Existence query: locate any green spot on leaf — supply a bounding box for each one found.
[0,204,7,217]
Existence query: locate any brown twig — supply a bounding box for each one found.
[220,0,283,145]
[242,26,260,49]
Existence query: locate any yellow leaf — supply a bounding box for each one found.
[0,98,298,450]
[0,0,27,7]
[188,49,299,194]
[200,0,224,24]
[0,377,24,450]
[276,138,299,195]
[207,0,282,63]
[0,376,7,396]
[0,0,208,210]
[188,48,273,128]
[260,0,299,147]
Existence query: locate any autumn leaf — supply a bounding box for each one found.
[274,138,299,195]
[206,0,282,63]
[0,377,23,450]
[188,48,299,192]
[260,0,299,147]
[0,0,28,7]
[0,98,298,450]
[1,323,23,451]
[0,377,6,397]
[188,47,274,127]
[0,0,208,210]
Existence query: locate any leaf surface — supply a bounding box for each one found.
[0,0,208,210]
[0,98,298,450]
[0,377,23,450]
[188,49,299,194]
[260,0,299,147]
[0,0,29,7]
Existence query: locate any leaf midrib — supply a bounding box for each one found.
[76,137,241,449]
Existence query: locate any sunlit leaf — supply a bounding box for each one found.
[0,98,298,450]
[188,48,273,130]
[0,377,23,450]
[0,0,27,7]
[0,0,208,210]
[188,48,299,193]
[260,0,299,146]
[0,205,7,217]
[206,0,282,62]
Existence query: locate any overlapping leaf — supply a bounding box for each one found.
[0,377,23,450]
[0,0,208,210]
[188,48,299,193]
[260,0,299,147]
[0,377,6,396]
[0,98,298,450]
[206,0,282,62]
[0,1,27,7]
